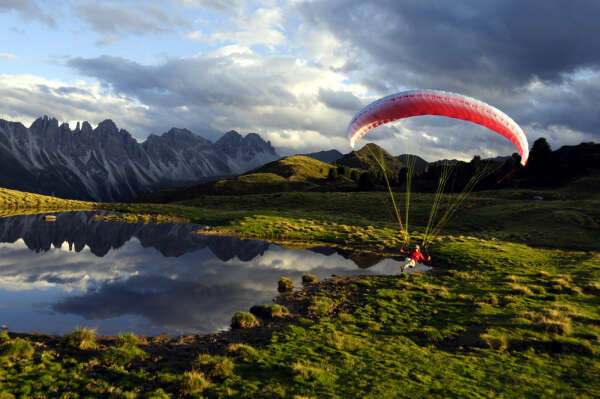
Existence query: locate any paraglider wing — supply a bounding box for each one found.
[347,89,529,165]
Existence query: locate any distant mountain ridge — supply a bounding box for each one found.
[299,149,343,163]
[0,116,279,201]
[134,155,346,201]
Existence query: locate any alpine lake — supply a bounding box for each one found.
[0,212,429,336]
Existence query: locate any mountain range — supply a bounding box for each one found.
[0,116,279,201]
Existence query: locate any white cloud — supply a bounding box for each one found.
[0,74,153,134]
[186,6,287,49]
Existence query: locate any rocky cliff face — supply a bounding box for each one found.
[0,116,279,201]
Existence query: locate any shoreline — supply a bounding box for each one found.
[3,274,371,354]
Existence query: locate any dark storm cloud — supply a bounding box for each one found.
[0,0,56,26]
[52,275,269,333]
[298,0,600,90]
[318,88,363,111]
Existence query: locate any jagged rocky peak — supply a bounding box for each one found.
[81,121,93,134]
[30,115,59,133]
[217,130,243,144]
[163,127,212,146]
[0,115,281,202]
[95,119,119,135]
[244,132,276,153]
[216,130,276,156]
[215,130,243,155]
[59,122,72,133]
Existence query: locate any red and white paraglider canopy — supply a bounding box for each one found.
[347,89,529,165]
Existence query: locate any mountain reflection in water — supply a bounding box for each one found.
[0,212,429,335]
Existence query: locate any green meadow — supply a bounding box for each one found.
[0,173,599,397]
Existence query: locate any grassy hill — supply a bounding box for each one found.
[134,155,361,202]
[0,186,98,216]
[336,143,406,175]
[248,155,334,181]
[397,153,429,174]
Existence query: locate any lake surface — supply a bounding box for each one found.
[0,212,430,336]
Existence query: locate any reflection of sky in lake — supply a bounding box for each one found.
[0,212,429,335]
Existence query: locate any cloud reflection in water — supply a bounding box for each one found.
[0,212,426,335]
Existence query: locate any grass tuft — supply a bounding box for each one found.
[231,312,259,329]
[194,354,235,379]
[0,338,34,359]
[102,345,147,366]
[510,283,534,296]
[291,360,334,385]
[302,273,317,284]
[227,343,259,361]
[116,332,140,347]
[62,327,98,350]
[585,281,600,293]
[309,295,336,317]
[480,331,508,351]
[180,371,211,395]
[278,277,294,292]
[415,326,444,343]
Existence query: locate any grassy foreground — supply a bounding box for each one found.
[0,238,598,398]
[1,183,599,397]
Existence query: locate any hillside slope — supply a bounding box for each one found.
[134,155,353,202]
[0,186,98,216]
[336,143,406,175]
[247,155,335,181]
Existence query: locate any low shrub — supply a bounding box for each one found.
[510,284,534,296]
[270,304,290,317]
[180,371,211,395]
[530,285,547,295]
[291,360,334,385]
[585,281,600,293]
[102,345,147,366]
[519,308,572,336]
[0,338,35,359]
[227,343,258,361]
[250,304,289,319]
[415,326,444,343]
[550,278,571,292]
[480,331,508,351]
[194,354,235,379]
[63,327,97,350]
[278,277,294,292]
[302,273,317,283]
[231,312,259,329]
[309,295,335,316]
[116,332,140,347]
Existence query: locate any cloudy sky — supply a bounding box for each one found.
[0,0,598,160]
